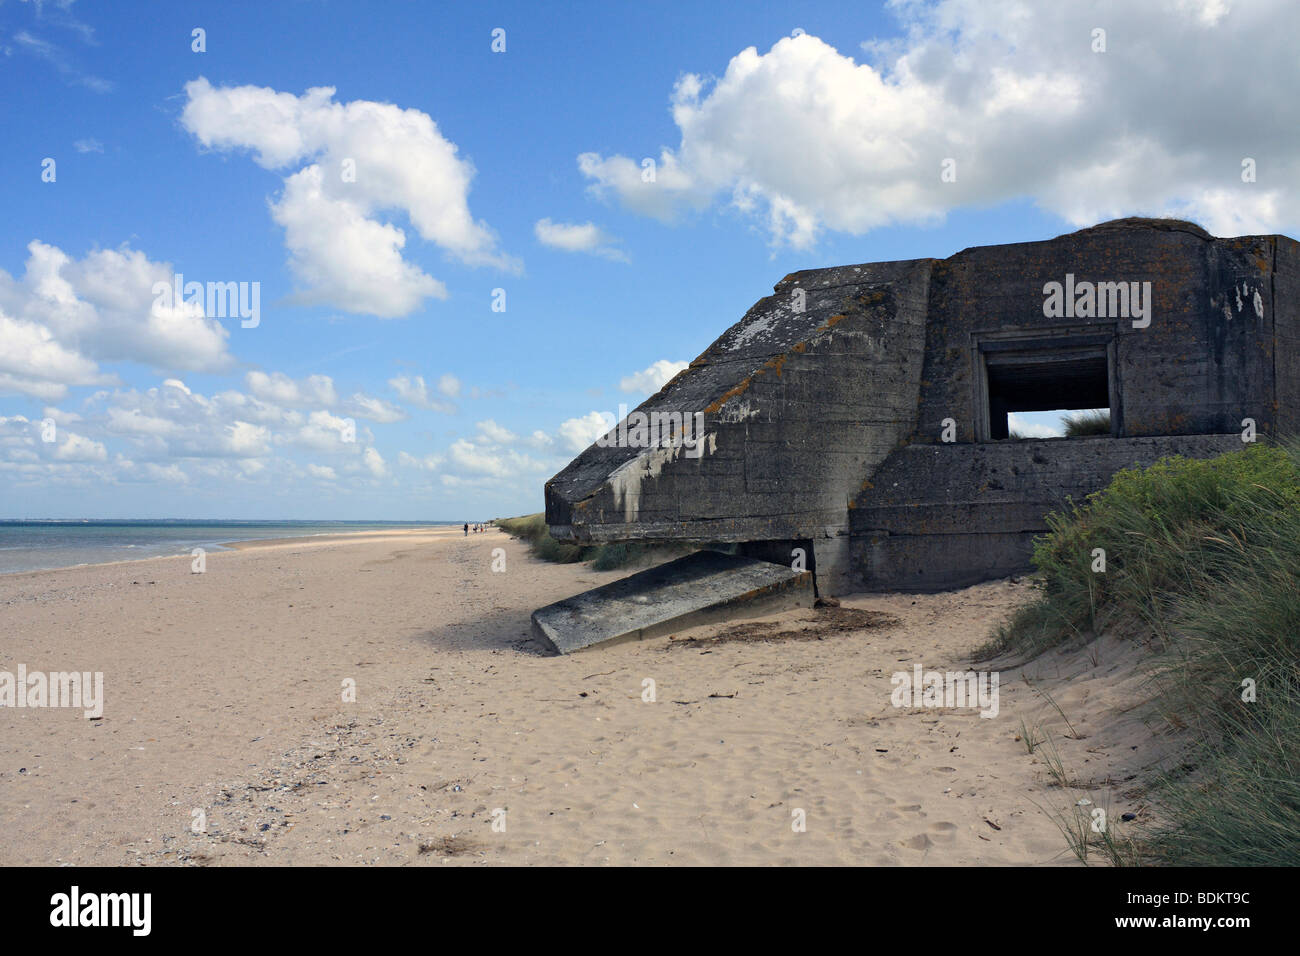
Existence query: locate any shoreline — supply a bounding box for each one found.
[0,525,464,577]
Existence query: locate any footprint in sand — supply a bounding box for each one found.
[901,832,933,851]
[902,823,957,850]
[929,822,958,842]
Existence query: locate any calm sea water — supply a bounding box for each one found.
[0,520,456,574]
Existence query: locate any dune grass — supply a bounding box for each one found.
[492,513,697,571]
[1063,409,1112,437]
[493,513,587,563]
[975,440,1300,865]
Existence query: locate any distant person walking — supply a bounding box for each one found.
[463,522,468,536]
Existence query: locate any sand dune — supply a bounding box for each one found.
[0,529,1172,865]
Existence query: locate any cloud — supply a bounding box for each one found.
[556,411,616,454]
[437,373,461,398]
[397,450,442,471]
[619,359,688,394]
[18,1,98,45]
[0,308,109,400]
[534,218,628,262]
[1,373,418,494]
[142,462,188,483]
[243,370,403,423]
[246,370,338,407]
[13,29,111,92]
[1007,413,1064,439]
[52,429,106,461]
[73,137,103,153]
[0,240,234,401]
[343,392,406,423]
[105,405,180,438]
[579,3,1300,245]
[96,383,344,462]
[475,419,517,444]
[41,405,81,425]
[361,446,388,478]
[272,164,447,315]
[288,409,360,453]
[445,439,550,479]
[388,374,456,412]
[180,77,517,316]
[223,420,271,457]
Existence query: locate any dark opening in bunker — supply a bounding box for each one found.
[981,344,1113,440]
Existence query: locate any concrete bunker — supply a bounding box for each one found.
[534,218,1299,651]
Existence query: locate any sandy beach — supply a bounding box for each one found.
[0,529,1172,866]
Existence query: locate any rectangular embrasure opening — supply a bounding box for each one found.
[983,347,1112,440]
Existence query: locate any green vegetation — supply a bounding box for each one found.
[493,513,699,571]
[493,513,586,563]
[976,441,1300,865]
[1063,408,1112,436]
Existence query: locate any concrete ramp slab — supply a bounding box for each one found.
[531,550,812,654]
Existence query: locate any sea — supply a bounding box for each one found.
[0,520,457,574]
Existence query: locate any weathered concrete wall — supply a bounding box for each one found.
[1274,236,1300,439]
[849,434,1244,591]
[915,219,1280,444]
[546,257,933,591]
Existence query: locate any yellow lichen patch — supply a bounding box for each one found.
[817,313,848,333]
[703,339,813,411]
[704,376,756,413]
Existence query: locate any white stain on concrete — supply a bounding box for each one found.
[608,432,717,521]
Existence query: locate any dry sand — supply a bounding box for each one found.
[0,528,1177,865]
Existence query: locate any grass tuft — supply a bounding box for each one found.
[1063,409,1112,437]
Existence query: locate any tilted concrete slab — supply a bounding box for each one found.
[530,550,812,654]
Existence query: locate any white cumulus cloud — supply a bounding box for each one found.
[362,446,388,478]
[389,374,456,412]
[579,3,1300,246]
[619,359,688,394]
[181,77,517,317]
[534,218,628,262]
[246,370,339,407]
[0,241,233,400]
[557,411,616,454]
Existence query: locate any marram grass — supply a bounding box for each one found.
[976,440,1300,865]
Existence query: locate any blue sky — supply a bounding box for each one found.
[1,0,1295,519]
